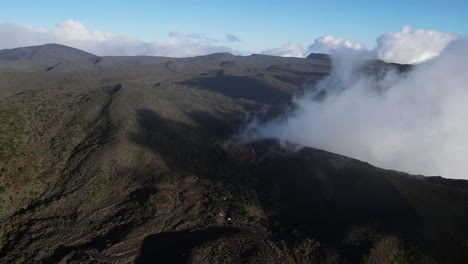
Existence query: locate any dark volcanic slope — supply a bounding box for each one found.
[0,46,467,264]
[0,43,98,61]
[307,52,331,61]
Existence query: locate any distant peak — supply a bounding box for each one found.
[306,53,331,61]
[0,43,98,61]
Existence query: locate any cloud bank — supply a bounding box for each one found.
[245,39,468,179]
[376,26,458,64]
[263,26,457,65]
[260,36,366,58]
[0,20,232,57]
[307,35,366,55]
[261,42,306,57]
[0,21,459,63]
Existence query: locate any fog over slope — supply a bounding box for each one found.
[245,39,468,179]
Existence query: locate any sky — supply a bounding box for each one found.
[1,0,467,55]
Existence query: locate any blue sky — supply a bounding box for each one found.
[1,0,467,52]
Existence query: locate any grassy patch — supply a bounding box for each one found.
[149,192,170,205]
[0,109,25,162]
[157,171,180,185]
[205,180,262,223]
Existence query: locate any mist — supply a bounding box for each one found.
[244,39,468,179]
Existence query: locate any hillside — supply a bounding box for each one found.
[0,45,467,264]
[0,44,98,61]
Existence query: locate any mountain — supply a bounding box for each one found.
[0,45,467,264]
[0,43,98,61]
[307,52,331,61]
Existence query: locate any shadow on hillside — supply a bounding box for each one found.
[178,75,290,103]
[135,227,239,263]
[129,109,228,177]
[249,141,421,240]
[128,109,420,244]
[187,109,248,138]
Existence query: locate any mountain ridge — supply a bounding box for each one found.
[0,43,98,61]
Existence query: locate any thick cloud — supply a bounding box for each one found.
[261,42,306,57]
[244,39,468,179]
[307,35,366,55]
[265,27,457,65]
[0,20,232,57]
[375,26,458,64]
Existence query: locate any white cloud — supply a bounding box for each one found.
[149,39,232,57]
[375,26,458,64]
[261,36,365,58]
[3,21,458,64]
[168,31,218,44]
[226,34,241,42]
[307,35,366,55]
[261,42,306,57]
[0,20,232,57]
[53,20,113,42]
[302,27,457,64]
[244,39,468,179]
[0,21,460,63]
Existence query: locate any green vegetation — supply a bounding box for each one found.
[156,171,181,185]
[0,108,25,162]
[364,236,437,264]
[205,180,263,223]
[293,238,322,264]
